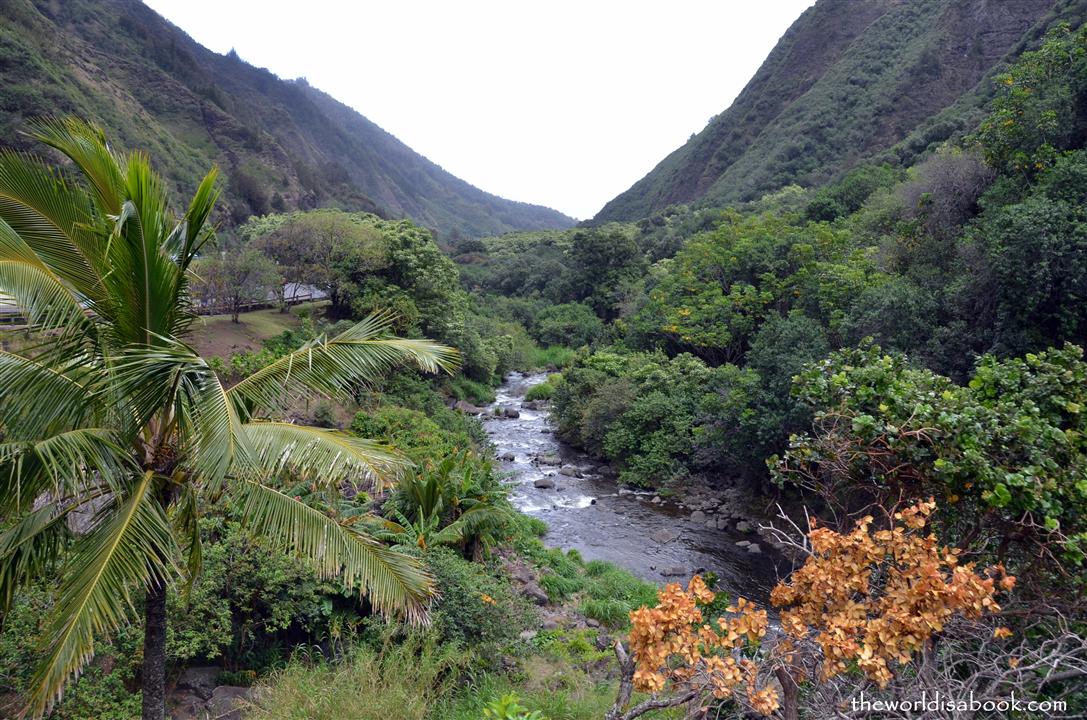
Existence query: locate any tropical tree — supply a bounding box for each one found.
[380,454,512,560]
[0,119,458,719]
[191,243,281,322]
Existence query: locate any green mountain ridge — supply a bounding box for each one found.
[593,0,1086,222]
[0,0,575,238]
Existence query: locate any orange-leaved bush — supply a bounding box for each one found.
[620,500,1014,718]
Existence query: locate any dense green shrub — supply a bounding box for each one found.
[554,351,768,486]
[524,374,562,401]
[448,376,497,405]
[0,587,144,720]
[168,519,344,672]
[778,343,1087,579]
[423,548,533,647]
[533,303,604,348]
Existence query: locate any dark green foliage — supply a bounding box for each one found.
[423,548,533,647]
[533,304,603,348]
[973,23,1087,177]
[961,150,1087,357]
[804,164,903,221]
[0,586,145,719]
[779,344,1087,577]
[564,229,646,320]
[167,519,342,672]
[632,213,867,364]
[553,351,761,486]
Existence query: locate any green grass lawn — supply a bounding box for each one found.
[189,301,328,358]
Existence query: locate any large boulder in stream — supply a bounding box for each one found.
[650,528,680,544]
[536,453,561,466]
[453,400,485,415]
[534,477,556,489]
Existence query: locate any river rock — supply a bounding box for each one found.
[559,464,581,477]
[534,477,556,489]
[716,517,729,530]
[168,692,206,720]
[536,453,561,466]
[521,583,550,605]
[651,496,662,504]
[660,565,687,577]
[522,400,542,410]
[176,666,221,701]
[206,686,252,720]
[597,465,618,479]
[506,562,536,585]
[453,400,485,415]
[705,519,717,529]
[735,540,751,548]
[689,510,706,523]
[650,528,680,544]
[500,451,516,461]
[735,520,753,533]
[747,543,762,554]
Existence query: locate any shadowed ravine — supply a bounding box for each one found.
[482,372,783,600]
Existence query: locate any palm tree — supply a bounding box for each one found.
[0,119,458,719]
[380,454,512,559]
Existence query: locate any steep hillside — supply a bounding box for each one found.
[594,0,1084,222]
[0,0,574,237]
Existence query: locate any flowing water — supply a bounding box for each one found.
[482,372,782,599]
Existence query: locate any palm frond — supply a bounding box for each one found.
[0,352,104,440]
[169,483,202,600]
[174,359,248,490]
[0,147,106,303]
[228,311,459,414]
[168,167,220,272]
[449,503,514,539]
[0,505,72,618]
[235,480,433,623]
[28,118,123,216]
[0,261,92,349]
[0,428,130,515]
[107,342,205,433]
[27,471,176,718]
[243,422,408,494]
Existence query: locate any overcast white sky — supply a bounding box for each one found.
[144,1,814,219]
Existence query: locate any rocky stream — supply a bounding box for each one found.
[481,372,786,600]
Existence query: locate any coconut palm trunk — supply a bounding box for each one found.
[0,119,458,718]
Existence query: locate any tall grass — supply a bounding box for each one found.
[244,634,466,720]
[434,666,622,720]
[528,345,576,370]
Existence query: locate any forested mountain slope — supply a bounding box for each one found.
[594,0,1085,222]
[0,0,574,237]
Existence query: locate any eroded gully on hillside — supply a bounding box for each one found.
[481,372,786,600]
